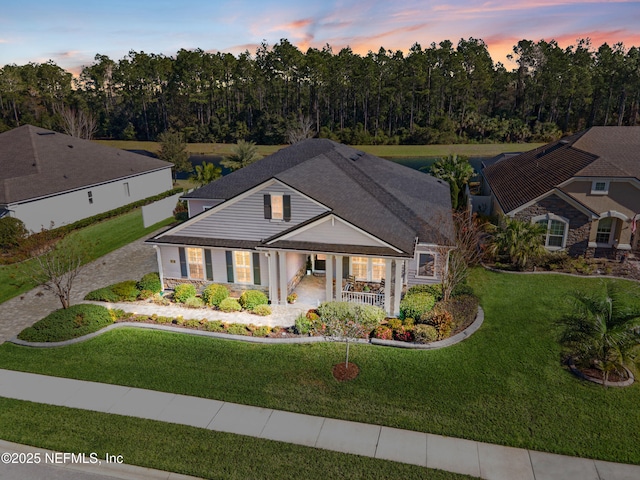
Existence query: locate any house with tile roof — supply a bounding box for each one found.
[482,126,640,259]
[147,139,454,316]
[0,125,173,232]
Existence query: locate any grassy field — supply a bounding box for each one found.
[95,140,544,159]
[0,210,173,305]
[0,398,473,480]
[1,270,639,464]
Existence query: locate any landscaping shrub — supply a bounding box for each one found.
[184,297,205,309]
[423,308,454,340]
[317,302,385,324]
[154,316,173,324]
[0,217,28,250]
[84,287,120,302]
[108,309,125,322]
[137,289,155,300]
[173,284,197,303]
[203,320,226,332]
[227,323,249,335]
[399,292,436,320]
[306,310,320,321]
[239,290,268,310]
[414,324,438,343]
[439,295,479,329]
[295,314,313,335]
[110,281,141,301]
[371,325,393,340]
[202,284,229,307]
[252,325,271,337]
[183,319,202,328]
[252,304,272,316]
[451,282,474,297]
[386,318,403,330]
[405,284,443,300]
[18,304,113,342]
[219,297,241,312]
[393,326,414,342]
[137,272,162,293]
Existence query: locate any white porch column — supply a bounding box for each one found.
[279,251,288,306]
[335,255,343,301]
[325,254,334,302]
[393,259,404,317]
[153,246,164,290]
[268,252,278,305]
[384,259,392,315]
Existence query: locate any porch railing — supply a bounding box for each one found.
[341,290,384,307]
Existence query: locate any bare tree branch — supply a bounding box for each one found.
[56,105,98,139]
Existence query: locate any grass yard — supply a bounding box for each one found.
[95,140,544,159]
[1,270,639,464]
[0,210,173,305]
[0,398,472,480]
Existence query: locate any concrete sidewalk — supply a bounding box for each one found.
[1,370,639,480]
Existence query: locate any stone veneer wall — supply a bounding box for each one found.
[513,194,591,257]
[164,278,269,297]
[287,264,307,295]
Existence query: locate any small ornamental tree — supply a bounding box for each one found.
[315,303,383,368]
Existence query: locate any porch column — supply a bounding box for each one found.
[393,259,404,317]
[153,246,164,290]
[325,254,334,302]
[279,252,288,306]
[268,252,278,305]
[384,259,392,315]
[335,255,343,301]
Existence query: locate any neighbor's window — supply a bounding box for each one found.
[417,253,436,278]
[88,191,93,204]
[596,217,614,244]
[234,251,252,284]
[123,182,130,197]
[187,248,204,280]
[271,194,283,220]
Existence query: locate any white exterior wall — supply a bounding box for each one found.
[406,245,445,287]
[11,168,172,232]
[187,199,224,217]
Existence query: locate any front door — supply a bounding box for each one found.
[314,254,326,271]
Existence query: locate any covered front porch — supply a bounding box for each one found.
[264,249,407,317]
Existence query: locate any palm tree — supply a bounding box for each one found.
[561,282,640,385]
[221,140,261,172]
[422,155,474,209]
[488,216,545,270]
[190,161,221,187]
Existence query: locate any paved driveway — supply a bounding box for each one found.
[0,232,159,344]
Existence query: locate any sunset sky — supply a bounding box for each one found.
[2,0,639,74]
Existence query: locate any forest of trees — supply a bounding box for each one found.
[1,37,639,145]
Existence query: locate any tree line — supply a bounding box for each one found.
[1,37,639,145]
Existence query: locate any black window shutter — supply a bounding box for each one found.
[178,248,187,278]
[204,249,213,281]
[263,194,272,219]
[252,252,261,285]
[283,195,291,221]
[342,256,349,278]
[225,251,234,283]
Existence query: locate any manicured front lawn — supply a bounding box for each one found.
[0,210,173,304]
[0,270,639,464]
[0,398,472,480]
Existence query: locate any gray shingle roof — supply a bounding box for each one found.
[182,139,454,253]
[0,125,172,204]
[483,127,640,214]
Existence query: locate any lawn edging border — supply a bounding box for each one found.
[8,307,484,350]
[567,359,635,387]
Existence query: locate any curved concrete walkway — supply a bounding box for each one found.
[0,369,639,480]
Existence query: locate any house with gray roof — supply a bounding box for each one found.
[147,139,454,316]
[0,125,173,232]
[483,126,640,259]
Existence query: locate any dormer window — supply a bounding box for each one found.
[591,180,609,195]
[263,194,291,221]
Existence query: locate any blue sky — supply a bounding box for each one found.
[1,0,639,73]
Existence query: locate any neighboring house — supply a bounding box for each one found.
[482,127,640,259]
[147,139,454,316]
[0,125,173,232]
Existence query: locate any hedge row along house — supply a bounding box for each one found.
[0,125,173,232]
[147,139,455,317]
[482,127,640,259]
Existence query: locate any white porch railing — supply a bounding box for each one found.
[341,290,384,307]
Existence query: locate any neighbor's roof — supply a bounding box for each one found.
[483,127,640,213]
[0,125,172,204]
[180,139,454,253]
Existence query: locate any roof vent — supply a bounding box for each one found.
[68,145,73,148]
[37,132,55,136]
[63,174,68,179]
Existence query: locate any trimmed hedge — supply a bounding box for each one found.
[110,281,140,302]
[202,284,229,307]
[219,297,242,312]
[173,284,197,303]
[18,304,114,342]
[399,292,436,320]
[137,272,162,293]
[239,290,268,310]
[252,304,272,316]
[317,301,386,324]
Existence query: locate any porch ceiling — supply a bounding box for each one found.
[258,240,410,257]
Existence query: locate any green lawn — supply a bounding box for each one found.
[96,140,543,159]
[0,398,472,480]
[0,210,173,305]
[1,270,639,463]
